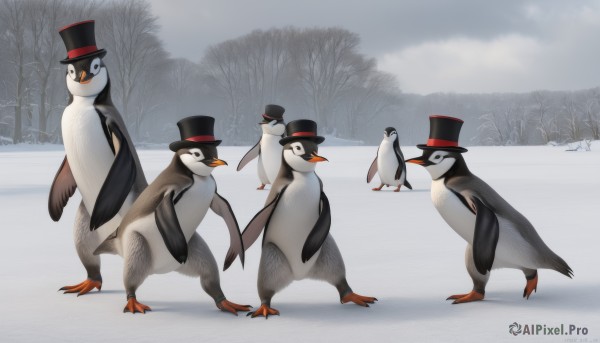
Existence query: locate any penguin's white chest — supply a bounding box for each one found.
[62,97,114,210]
[431,178,476,243]
[259,134,283,183]
[377,141,402,186]
[62,96,127,242]
[265,172,321,279]
[131,175,215,274]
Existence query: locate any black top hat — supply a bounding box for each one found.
[279,119,325,145]
[169,116,222,151]
[59,20,106,64]
[417,115,468,153]
[259,104,285,124]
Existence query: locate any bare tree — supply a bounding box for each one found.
[97,0,164,139]
[343,71,401,138]
[582,88,600,140]
[531,91,560,144]
[290,28,372,131]
[0,0,28,143]
[561,94,583,142]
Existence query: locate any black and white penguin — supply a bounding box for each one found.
[233,119,376,318]
[95,116,250,314]
[367,127,412,192]
[48,20,147,295]
[406,115,573,304]
[237,104,286,190]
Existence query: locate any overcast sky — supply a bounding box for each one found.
[148,0,600,94]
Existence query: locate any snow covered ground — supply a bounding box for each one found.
[1,145,599,342]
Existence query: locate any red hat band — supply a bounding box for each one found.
[427,138,459,147]
[291,131,316,137]
[186,135,216,142]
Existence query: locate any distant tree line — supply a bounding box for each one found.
[1,0,598,147]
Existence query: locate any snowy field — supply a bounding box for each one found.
[1,144,599,342]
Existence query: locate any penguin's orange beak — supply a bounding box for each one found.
[308,153,328,163]
[209,158,228,167]
[406,157,425,165]
[79,70,91,84]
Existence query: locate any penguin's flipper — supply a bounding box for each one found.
[403,179,413,190]
[237,138,261,171]
[301,191,331,262]
[366,151,378,183]
[393,140,406,180]
[210,192,244,270]
[90,119,137,230]
[155,190,188,264]
[471,196,499,275]
[241,186,287,250]
[393,138,405,161]
[48,156,77,221]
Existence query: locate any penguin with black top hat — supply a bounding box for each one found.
[49,20,148,296]
[237,104,286,190]
[406,115,572,304]
[94,115,250,314]
[233,119,377,318]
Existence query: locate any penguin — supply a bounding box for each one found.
[231,119,376,318]
[237,104,286,190]
[405,115,573,304]
[48,20,147,296]
[94,116,250,314]
[367,127,412,192]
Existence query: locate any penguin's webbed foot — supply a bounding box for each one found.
[341,292,378,307]
[446,290,484,304]
[523,273,538,299]
[372,184,384,191]
[246,304,279,319]
[393,186,401,192]
[218,299,252,316]
[59,278,102,296]
[257,184,266,190]
[123,297,151,314]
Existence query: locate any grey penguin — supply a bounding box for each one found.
[232,119,376,318]
[367,127,412,192]
[406,115,573,304]
[237,104,286,190]
[48,20,147,296]
[94,116,250,314]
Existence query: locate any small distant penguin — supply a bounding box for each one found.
[95,116,250,314]
[367,127,412,192]
[406,115,573,304]
[237,104,286,190]
[232,119,377,318]
[48,20,147,295]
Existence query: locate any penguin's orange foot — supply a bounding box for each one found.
[257,184,266,190]
[371,188,382,191]
[59,279,102,296]
[523,274,538,299]
[246,304,279,319]
[123,297,151,314]
[446,291,484,304]
[393,186,401,192]
[218,299,252,316]
[341,292,378,307]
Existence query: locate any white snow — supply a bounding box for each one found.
[0,145,599,342]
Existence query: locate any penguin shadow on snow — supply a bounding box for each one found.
[478,283,600,312]
[245,296,451,323]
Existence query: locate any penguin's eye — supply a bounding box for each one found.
[391,131,397,135]
[188,148,203,159]
[90,58,101,75]
[290,143,305,155]
[434,155,442,160]
[67,64,76,80]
